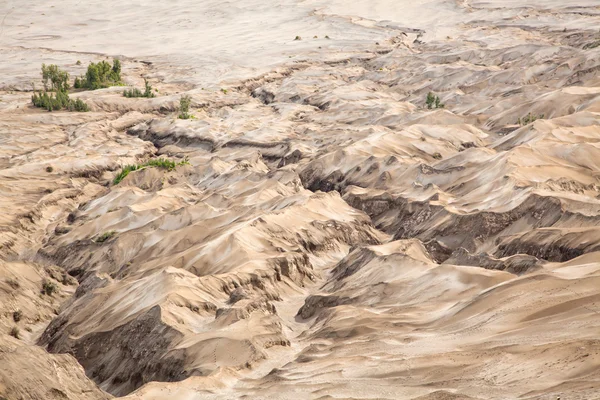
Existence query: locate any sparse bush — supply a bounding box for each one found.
[41,279,58,296]
[67,98,90,112]
[95,231,116,243]
[294,36,302,40]
[113,164,142,184]
[9,326,20,339]
[123,79,155,98]
[75,59,122,90]
[432,152,443,160]
[76,60,82,65]
[13,310,22,323]
[123,87,143,98]
[113,157,191,184]
[517,112,544,126]
[426,92,444,109]
[220,88,228,94]
[178,95,192,119]
[46,166,54,173]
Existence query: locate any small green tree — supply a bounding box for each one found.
[41,64,70,92]
[426,92,435,109]
[178,95,192,119]
[143,79,154,98]
[426,92,444,109]
[112,59,122,79]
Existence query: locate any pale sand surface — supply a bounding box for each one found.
[1,1,600,399]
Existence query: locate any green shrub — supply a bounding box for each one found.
[32,64,89,112]
[32,89,89,112]
[95,231,116,243]
[41,280,58,296]
[67,98,90,112]
[426,92,444,109]
[113,164,142,184]
[178,95,192,119]
[13,310,22,323]
[113,157,191,184]
[123,79,155,98]
[9,326,20,339]
[144,79,154,98]
[432,152,442,160]
[517,112,544,126]
[75,59,122,90]
[124,87,143,98]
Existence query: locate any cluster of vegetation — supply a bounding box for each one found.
[74,59,122,90]
[426,92,444,109]
[95,231,117,243]
[31,64,90,112]
[113,157,190,184]
[32,90,89,112]
[41,279,58,296]
[517,113,544,126]
[178,95,192,119]
[123,78,155,98]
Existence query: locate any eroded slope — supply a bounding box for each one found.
[1,0,600,399]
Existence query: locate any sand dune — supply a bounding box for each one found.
[1,0,600,399]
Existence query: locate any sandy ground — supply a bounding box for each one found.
[1,0,600,399]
